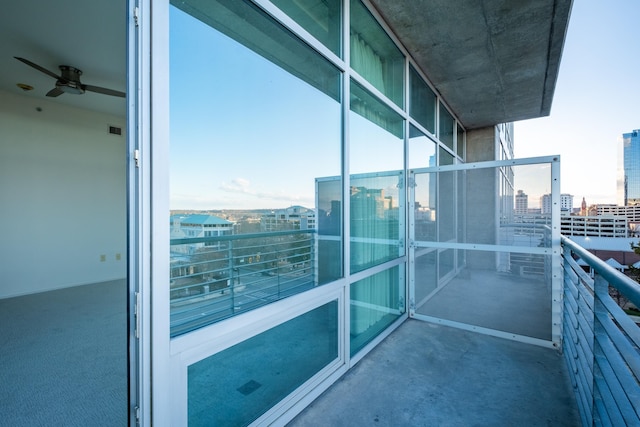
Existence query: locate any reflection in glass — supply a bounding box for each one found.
[409,65,436,134]
[316,177,343,284]
[350,0,404,107]
[189,301,339,426]
[349,82,404,274]
[408,124,436,170]
[350,266,404,355]
[169,0,342,335]
[457,124,465,158]
[439,103,454,150]
[350,172,404,273]
[350,80,403,149]
[271,0,342,56]
[439,146,454,166]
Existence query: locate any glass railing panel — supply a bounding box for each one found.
[188,301,339,426]
[170,231,317,336]
[350,265,404,356]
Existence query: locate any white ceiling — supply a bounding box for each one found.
[0,0,126,117]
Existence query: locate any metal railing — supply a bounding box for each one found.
[561,236,640,426]
[170,229,316,336]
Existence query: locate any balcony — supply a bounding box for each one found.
[290,237,640,426]
[169,228,640,426]
[289,319,580,426]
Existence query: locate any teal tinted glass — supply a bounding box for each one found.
[349,81,404,274]
[350,0,404,107]
[409,65,436,133]
[172,0,340,101]
[457,124,465,158]
[439,146,454,166]
[350,172,404,273]
[439,103,454,150]
[169,0,342,335]
[271,0,341,56]
[350,266,403,355]
[350,79,403,142]
[189,301,339,426]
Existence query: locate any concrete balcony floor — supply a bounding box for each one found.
[289,319,580,427]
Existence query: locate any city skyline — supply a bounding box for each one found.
[514,0,640,206]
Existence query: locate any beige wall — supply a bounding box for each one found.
[0,90,126,298]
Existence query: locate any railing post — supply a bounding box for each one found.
[311,233,317,286]
[229,240,235,314]
[277,238,281,298]
[593,273,608,425]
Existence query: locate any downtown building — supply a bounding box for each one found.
[560,215,628,238]
[542,193,574,214]
[621,129,640,206]
[3,1,639,426]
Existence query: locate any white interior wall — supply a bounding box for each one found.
[0,90,126,298]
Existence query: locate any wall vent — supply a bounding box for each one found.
[109,125,122,136]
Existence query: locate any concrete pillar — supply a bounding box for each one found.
[465,126,499,270]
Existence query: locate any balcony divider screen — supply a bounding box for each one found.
[409,156,562,347]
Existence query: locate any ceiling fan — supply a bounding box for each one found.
[14,57,125,98]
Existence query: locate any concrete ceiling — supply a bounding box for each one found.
[369,0,573,130]
[0,0,126,117]
[0,0,571,128]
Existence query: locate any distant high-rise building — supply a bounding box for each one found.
[515,190,528,215]
[541,193,573,214]
[621,129,640,206]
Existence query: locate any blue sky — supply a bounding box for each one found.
[170,2,640,211]
[515,0,640,205]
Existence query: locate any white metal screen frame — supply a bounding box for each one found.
[408,155,562,348]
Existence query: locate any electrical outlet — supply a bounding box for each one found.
[100,254,106,262]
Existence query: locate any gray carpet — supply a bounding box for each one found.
[0,280,128,426]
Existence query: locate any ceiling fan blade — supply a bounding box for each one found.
[46,87,64,97]
[84,84,125,98]
[14,57,60,80]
